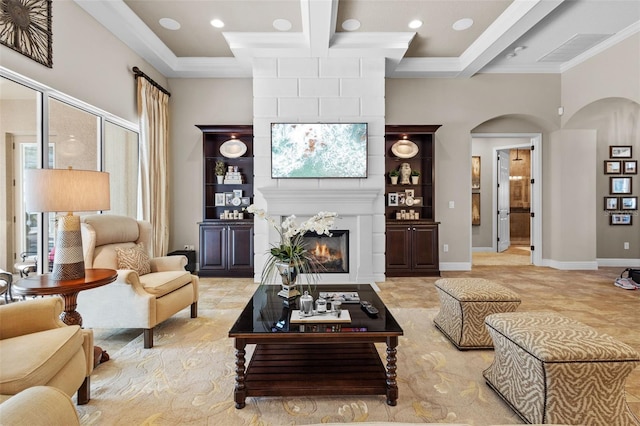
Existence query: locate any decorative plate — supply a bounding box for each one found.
[391,139,419,158]
[220,139,247,158]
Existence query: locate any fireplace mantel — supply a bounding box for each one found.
[258,187,381,216]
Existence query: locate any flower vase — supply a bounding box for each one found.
[275,261,301,299]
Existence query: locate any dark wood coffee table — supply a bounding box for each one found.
[228,283,403,408]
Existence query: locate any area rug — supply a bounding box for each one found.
[76,308,522,425]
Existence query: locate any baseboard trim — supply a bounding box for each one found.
[542,259,598,270]
[597,258,640,268]
[440,262,472,271]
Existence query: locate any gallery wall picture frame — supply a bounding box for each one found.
[471,156,481,190]
[621,196,638,211]
[604,160,621,174]
[472,193,480,226]
[623,160,637,174]
[604,197,619,211]
[609,145,632,158]
[610,177,632,194]
[610,213,632,225]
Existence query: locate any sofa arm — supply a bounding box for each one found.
[0,297,66,340]
[0,386,80,426]
[150,255,187,272]
[82,329,94,376]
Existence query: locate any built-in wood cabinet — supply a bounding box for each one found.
[196,125,254,277]
[385,125,441,277]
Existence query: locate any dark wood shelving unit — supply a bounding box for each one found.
[197,125,254,277]
[385,125,441,277]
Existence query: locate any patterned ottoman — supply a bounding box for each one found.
[484,312,640,425]
[433,278,520,349]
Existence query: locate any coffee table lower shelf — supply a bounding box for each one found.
[234,343,390,408]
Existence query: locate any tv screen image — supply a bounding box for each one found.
[271,123,368,178]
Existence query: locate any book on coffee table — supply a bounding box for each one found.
[290,310,351,324]
[319,291,360,303]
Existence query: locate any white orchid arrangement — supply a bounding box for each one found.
[247,205,337,285]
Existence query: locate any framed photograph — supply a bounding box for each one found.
[472,193,480,226]
[398,192,406,206]
[610,213,632,226]
[609,145,632,158]
[241,197,251,206]
[604,160,621,174]
[623,160,637,174]
[224,192,235,205]
[405,189,415,198]
[233,189,243,198]
[471,156,481,190]
[604,197,618,211]
[610,177,632,194]
[214,193,226,206]
[387,192,398,206]
[621,196,638,210]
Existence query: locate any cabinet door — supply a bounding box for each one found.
[385,225,412,270]
[199,224,227,271]
[412,225,439,271]
[228,223,254,273]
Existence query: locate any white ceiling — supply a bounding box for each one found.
[73,0,640,78]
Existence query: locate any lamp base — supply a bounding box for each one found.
[52,215,85,281]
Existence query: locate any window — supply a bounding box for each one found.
[0,69,139,273]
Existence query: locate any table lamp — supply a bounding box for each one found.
[24,167,110,281]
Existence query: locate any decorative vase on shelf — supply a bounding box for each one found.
[390,176,399,185]
[275,261,301,299]
[216,175,224,184]
[411,175,419,184]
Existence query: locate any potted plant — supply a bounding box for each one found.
[247,205,337,298]
[411,169,420,184]
[214,160,225,184]
[389,169,400,185]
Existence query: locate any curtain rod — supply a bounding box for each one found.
[132,66,171,97]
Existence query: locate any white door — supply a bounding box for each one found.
[497,149,510,252]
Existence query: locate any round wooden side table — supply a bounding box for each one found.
[13,268,117,326]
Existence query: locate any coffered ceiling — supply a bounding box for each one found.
[75,0,640,78]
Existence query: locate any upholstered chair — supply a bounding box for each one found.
[78,214,199,348]
[0,298,94,405]
[0,386,81,425]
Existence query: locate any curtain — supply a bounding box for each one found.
[137,77,170,257]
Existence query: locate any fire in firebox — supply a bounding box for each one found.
[303,230,349,273]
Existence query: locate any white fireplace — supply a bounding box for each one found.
[258,187,382,284]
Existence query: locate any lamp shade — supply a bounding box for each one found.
[24,168,110,213]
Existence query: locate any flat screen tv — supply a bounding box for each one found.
[271,123,368,178]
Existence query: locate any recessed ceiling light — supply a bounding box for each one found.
[342,19,361,31]
[408,20,423,29]
[506,52,516,59]
[210,19,225,29]
[273,19,292,31]
[452,18,473,31]
[513,46,526,53]
[159,18,180,30]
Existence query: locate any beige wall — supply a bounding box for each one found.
[167,79,253,251]
[386,75,560,267]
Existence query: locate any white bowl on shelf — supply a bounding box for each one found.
[220,139,247,158]
[391,139,419,158]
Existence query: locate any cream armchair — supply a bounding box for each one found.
[79,214,199,348]
[0,298,94,405]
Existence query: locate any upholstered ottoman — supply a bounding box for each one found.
[433,278,520,349]
[483,312,640,425]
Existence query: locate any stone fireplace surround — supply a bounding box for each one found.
[258,187,382,284]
